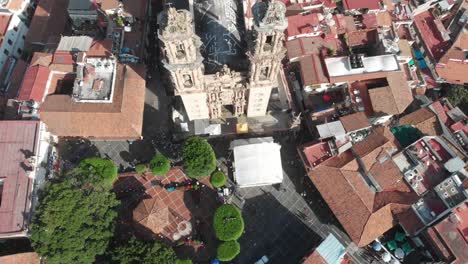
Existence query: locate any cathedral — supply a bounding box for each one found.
[158,0,288,121]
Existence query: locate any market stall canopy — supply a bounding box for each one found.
[231,137,283,188]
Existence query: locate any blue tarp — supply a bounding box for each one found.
[316,234,346,264]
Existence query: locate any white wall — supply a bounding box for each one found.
[0,12,28,71]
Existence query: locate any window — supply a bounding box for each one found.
[13,26,18,32]
[7,39,12,45]
[3,50,9,55]
[176,43,186,59]
[0,179,3,206]
[17,48,22,54]
[22,35,25,40]
[264,35,273,51]
[182,74,193,87]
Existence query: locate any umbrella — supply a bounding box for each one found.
[395,248,405,259]
[372,241,382,251]
[382,252,391,262]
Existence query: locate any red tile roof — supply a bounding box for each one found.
[347,29,378,47]
[0,121,39,235]
[424,203,468,264]
[286,12,321,38]
[339,112,371,132]
[361,13,377,28]
[399,107,442,136]
[52,52,74,65]
[299,54,329,85]
[436,32,468,85]
[17,65,51,103]
[0,252,40,264]
[87,39,113,57]
[40,64,146,139]
[413,9,451,61]
[301,141,333,168]
[343,0,380,10]
[308,128,416,246]
[25,0,69,47]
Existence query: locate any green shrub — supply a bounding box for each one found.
[182,137,216,178]
[175,259,192,264]
[77,157,118,187]
[211,171,226,188]
[217,241,240,262]
[135,164,147,174]
[149,154,170,176]
[213,204,244,241]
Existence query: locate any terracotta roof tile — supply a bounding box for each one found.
[308,128,416,246]
[30,52,53,67]
[39,64,145,139]
[399,107,442,136]
[339,112,371,132]
[299,54,329,85]
[0,121,39,234]
[376,11,393,27]
[369,86,399,115]
[347,29,378,47]
[17,65,51,102]
[26,0,69,47]
[386,71,413,114]
[302,251,327,264]
[343,0,380,10]
[0,13,12,37]
[0,252,40,264]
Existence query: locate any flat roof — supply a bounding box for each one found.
[325,55,399,78]
[72,57,116,102]
[0,121,39,235]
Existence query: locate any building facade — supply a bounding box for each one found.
[159,1,288,121]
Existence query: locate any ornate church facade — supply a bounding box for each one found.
[158,1,288,121]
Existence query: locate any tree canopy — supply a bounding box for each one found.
[182,137,216,178]
[217,241,241,262]
[76,157,118,187]
[210,171,227,188]
[30,180,119,264]
[149,153,171,176]
[446,85,468,113]
[213,204,244,241]
[109,237,178,264]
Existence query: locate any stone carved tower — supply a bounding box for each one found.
[159,1,288,122]
[247,1,288,117]
[159,8,209,120]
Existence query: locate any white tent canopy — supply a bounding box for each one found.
[231,137,283,188]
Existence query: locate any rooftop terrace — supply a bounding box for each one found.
[72,57,116,102]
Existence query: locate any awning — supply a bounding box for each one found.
[232,137,283,188]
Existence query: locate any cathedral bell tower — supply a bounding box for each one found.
[158,8,209,120]
[247,1,287,117]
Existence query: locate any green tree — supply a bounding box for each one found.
[76,157,118,187]
[30,180,119,264]
[210,171,227,188]
[447,85,468,112]
[217,241,241,262]
[135,164,147,174]
[213,204,244,241]
[176,259,193,264]
[182,137,216,178]
[149,153,171,176]
[109,238,178,264]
